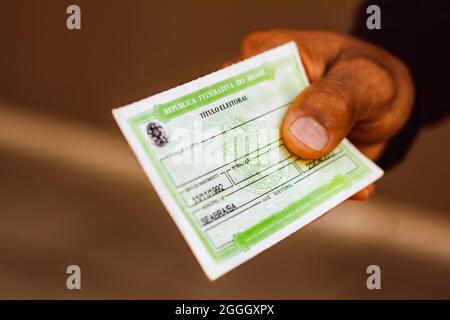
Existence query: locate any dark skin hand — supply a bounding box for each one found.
[225,30,414,200]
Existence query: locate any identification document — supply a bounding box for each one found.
[113,42,383,280]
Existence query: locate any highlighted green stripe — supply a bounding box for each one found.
[153,62,275,122]
[234,174,351,251]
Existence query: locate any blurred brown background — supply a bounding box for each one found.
[0,0,449,299]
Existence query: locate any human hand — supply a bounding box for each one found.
[227,30,414,200]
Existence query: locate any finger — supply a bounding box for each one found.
[352,142,386,161]
[350,183,376,201]
[238,30,413,157]
[281,54,397,159]
[222,56,241,68]
[281,75,357,159]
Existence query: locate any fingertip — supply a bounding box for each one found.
[350,184,376,201]
[281,115,332,160]
[221,57,242,68]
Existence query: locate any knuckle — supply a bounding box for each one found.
[315,78,357,121]
[333,56,395,112]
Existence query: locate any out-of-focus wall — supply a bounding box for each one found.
[0,0,359,124]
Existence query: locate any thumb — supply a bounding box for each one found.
[281,76,357,159]
[237,30,410,160]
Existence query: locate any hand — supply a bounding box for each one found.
[227,30,414,200]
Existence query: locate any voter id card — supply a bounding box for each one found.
[113,42,383,280]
